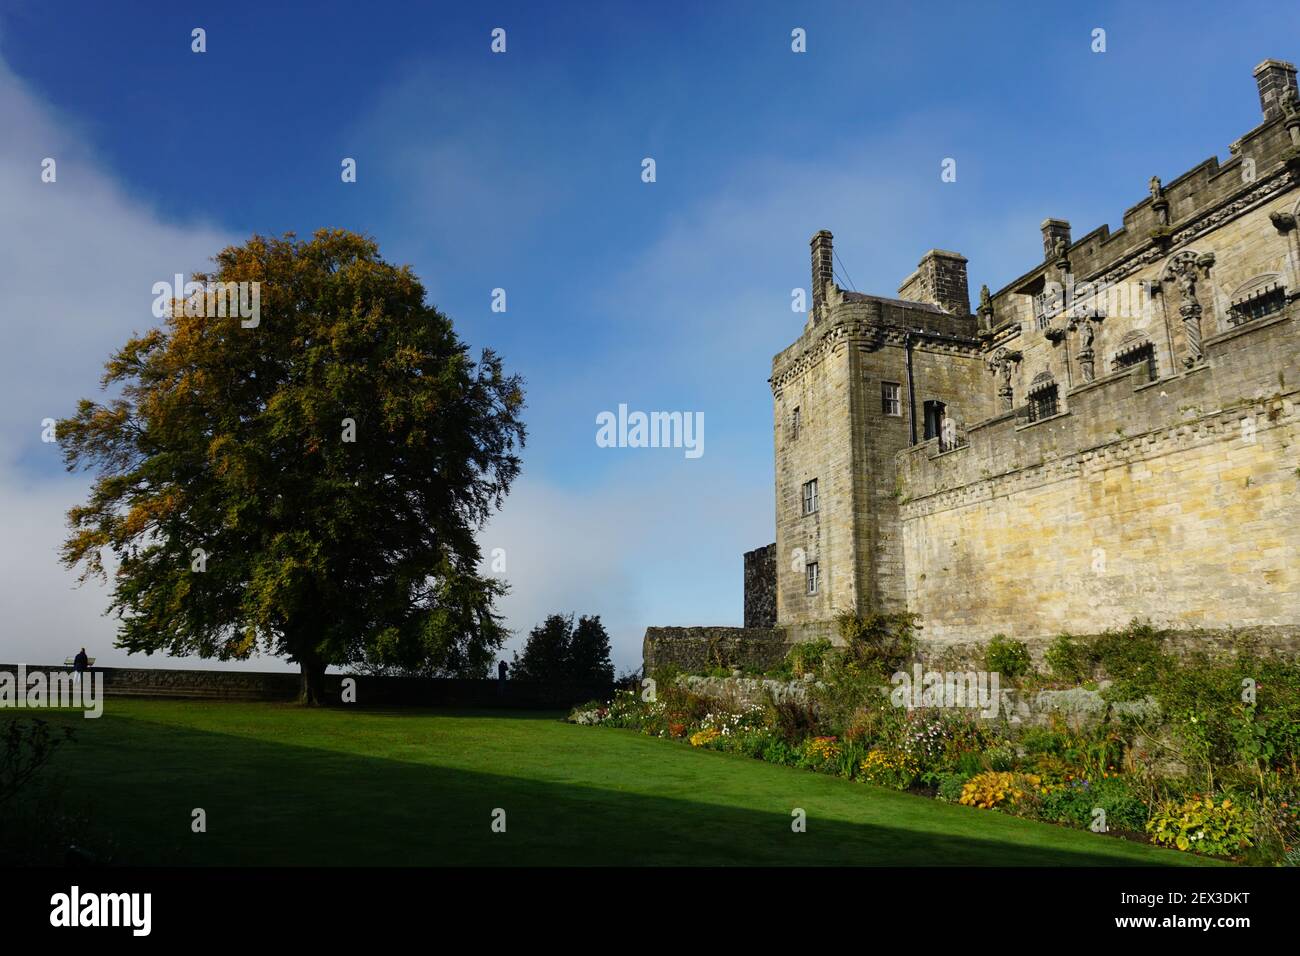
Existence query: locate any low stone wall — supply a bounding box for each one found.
[675,671,1161,730]
[0,664,611,709]
[677,674,817,708]
[642,627,789,674]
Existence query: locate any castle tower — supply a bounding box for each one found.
[770,232,985,643]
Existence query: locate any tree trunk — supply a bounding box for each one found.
[298,659,327,706]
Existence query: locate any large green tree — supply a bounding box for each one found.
[58,230,525,703]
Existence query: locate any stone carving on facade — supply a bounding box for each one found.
[1282,86,1300,120]
[987,346,1023,411]
[1171,176,1290,247]
[1283,87,1300,147]
[1051,236,1070,270]
[1167,250,1217,367]
[977,283,994,331]
[1068,311,1102,382]
[1149,175,1170,226]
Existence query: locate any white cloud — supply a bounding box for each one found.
[0,54,240,669]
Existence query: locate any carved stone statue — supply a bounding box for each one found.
[1052,236,1069,262]
[986,347,1023,410]
[1077,316,1095,350]
[1281,86,1300,120]
[979,284,992,314]
[1067,313,1099,383]
[1168,251,1215,367]
[1149,176,1163,201]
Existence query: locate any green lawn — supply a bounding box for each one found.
[27,700,1217,866]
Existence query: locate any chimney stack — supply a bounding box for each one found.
[1041,219,1072,262]
[810,230,834,323]
[897,249,970,316]
[1254,59,1298,121]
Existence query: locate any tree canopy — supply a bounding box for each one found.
[58,230,526,702]
[512,614,614,685]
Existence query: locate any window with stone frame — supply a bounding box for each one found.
[881,382,902,416]
[1032,286,1064,330]
[805,561,819,595]
[1027,385,1059,422]
[1228,280,1286,326]
[1112,336,1157,383]
[791,406,801,439]
[801,478,818,516]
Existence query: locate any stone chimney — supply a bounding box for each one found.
[897,249,969,315]
[1254,59,1298,122]
[810,230,835,323]
[1041,219,1072,262]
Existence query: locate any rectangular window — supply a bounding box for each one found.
[1229,284,1286,326]
[791,406,800,439]
[881,382,902,416]
[801,479,818,515]
[1033,286,1063,329]
[1028,385,1059,423]
[805,561,819,595]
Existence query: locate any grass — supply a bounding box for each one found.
[17,700,1220,866]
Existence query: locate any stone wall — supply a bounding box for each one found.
[641,627,789,674]
[742,543,777,627]
[0,664,612,709]
[897,304,1300,649]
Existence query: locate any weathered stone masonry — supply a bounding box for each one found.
[650,58,1300,670]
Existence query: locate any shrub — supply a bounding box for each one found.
[689,728,721,748]
[1146,795,1254,856]
[811,665,889,741]
[836,608,918,677]
[801,735,841,767]
[935,772,968,803]
[785,639,834,679]
[984,635,1031,680]
[959,771,1042,811]
[1045,634,1087,683]
[859,748,919,790]
[1043,621,1167,691]
[1037,775,1149,832]
[1,719,72,805]
[764,695,821,744]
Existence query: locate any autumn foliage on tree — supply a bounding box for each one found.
[58,230,525,703]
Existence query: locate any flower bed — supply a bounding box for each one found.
[571,618,1300,864]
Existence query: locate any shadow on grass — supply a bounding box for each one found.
[33,711,1211,867]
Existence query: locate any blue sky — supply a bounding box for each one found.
[2,1,1297,671]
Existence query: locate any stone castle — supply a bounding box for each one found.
[645,58,1300,671]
